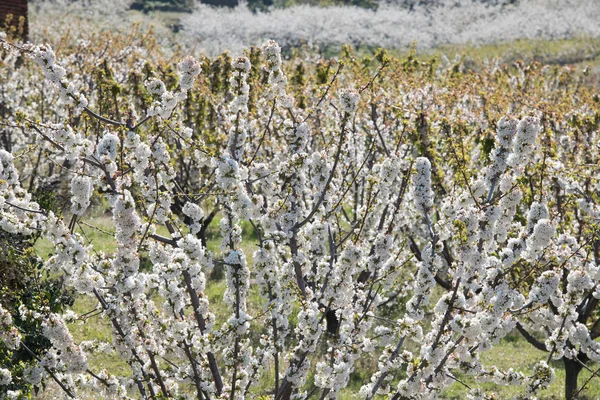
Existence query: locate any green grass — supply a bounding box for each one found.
[34,215,119,259]
[352,36,600,82]
[442,333,600,399]
[426,36,600,68]
[68,295,130,376]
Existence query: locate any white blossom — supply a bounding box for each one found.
[413,157,433,215]
[339,89,359,114]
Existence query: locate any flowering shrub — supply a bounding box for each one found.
[0,229,73,399]
[1,25,600,400]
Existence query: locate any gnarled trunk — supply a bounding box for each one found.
[564,357,583,399]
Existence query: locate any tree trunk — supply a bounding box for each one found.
[564,357,583,399]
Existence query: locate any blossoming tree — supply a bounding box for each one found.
[0,31,599,400]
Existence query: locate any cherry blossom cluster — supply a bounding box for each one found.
[263,40,293,108]
[28,44,88,114]
[146,55,202,119]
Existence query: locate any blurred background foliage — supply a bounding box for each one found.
[130,0,384,12]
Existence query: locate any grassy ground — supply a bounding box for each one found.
[414,36,600,69]
[444,335,600,399]
[35,215,119,259]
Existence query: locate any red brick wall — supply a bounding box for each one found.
[0,0,28,38]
